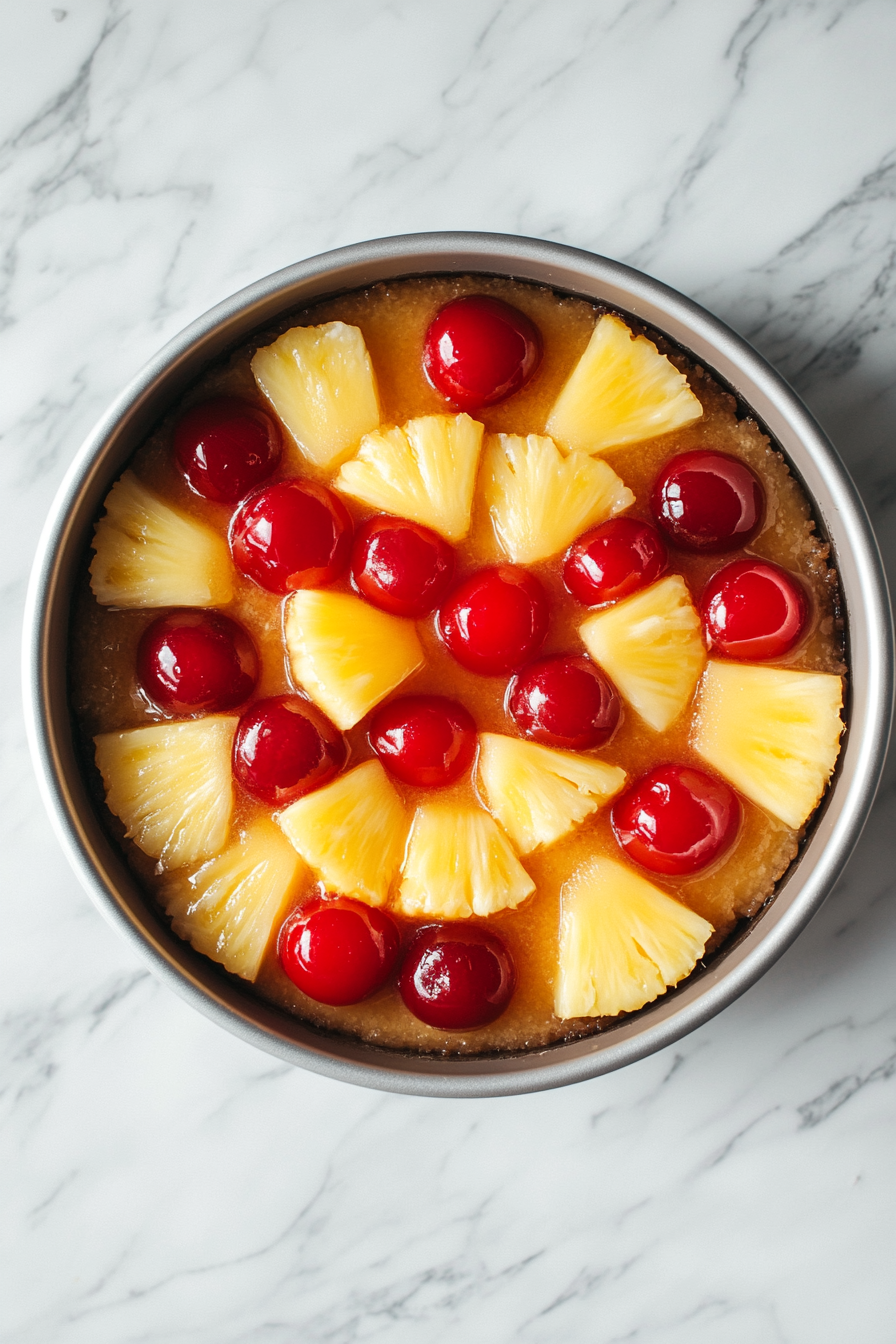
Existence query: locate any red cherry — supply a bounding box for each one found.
[508,654,620,749]
[423,295,542,411]
[229,479,352,594]
[651,451,764,552]
[233,695,346,806]
[439,566,549,675]
[399,924,516,1029]
[174,397,281,503]
[136,610,258,714]
[564,518,668,606]
[611,764,741,876]
[279,896,400,1006]
[351,516,455,618]
[369,695,477,787]
[701,558,809,661]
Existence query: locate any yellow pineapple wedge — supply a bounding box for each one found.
[480,432,634,564]
[477,733,626,854]
[251,321,380,469]
[555,856,713,1019]
[90,471,232,608]
[160,818,305,981]
[284,590,424,730]
[693,661,844,829]
[546,313,703,455]
[94,716,237,868]
[579,575,706,732]
[277,760,407,907]
[334,413,484,541]
[396,803,535,919]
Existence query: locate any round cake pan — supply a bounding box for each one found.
[23,233,894,1097]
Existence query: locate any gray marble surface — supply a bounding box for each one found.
[3,2,895,1340]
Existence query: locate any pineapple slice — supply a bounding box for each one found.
[90,471,232,608]
[579,575,706,732]
[546,313,703,455]
[477,733,626,854]
[396,803,535,919]
[160,818,305,981]
[481,432,634,564]
[277,760,407,907]
[94,716,237,868]
[555,856,713,1019]
[334,413,484,541]
[693,661,844,829]
[251,321,380,469]
[284,590,424,730]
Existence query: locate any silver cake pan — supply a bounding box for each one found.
[23,233,894,1097]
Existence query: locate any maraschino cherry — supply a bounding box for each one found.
[137,610,258,713]
[611,763,741,876]
[423,295,542,411]
[351,515,455,618]
[564,517,668,606]
[279,896,400,1006]
[701,558,809,660]
[651,451,764,552]
[370,695,477,787]
[174,397,281,503]
[229,479,352,594]
[233,695,346,806]
[508,654,620,749]
[399,924,516,1029]
[439,566,549,675]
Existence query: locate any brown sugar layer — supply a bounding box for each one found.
[69,274,846,1056]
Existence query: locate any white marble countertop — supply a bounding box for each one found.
[4,2,896,1340]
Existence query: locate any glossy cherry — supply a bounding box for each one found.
[399,924,516,1030]
[232,695,347,806]
[137,610,258,713]
[370,695,477,787]
[229,479,352,594]
[174,397,281,503]
[508,654,621,749]
[279,896,400,1006]
[701,558,809,661]
[439,566,549,675]
[611,763,741,876]
[651,451,764,552]
[423,295,543,411]
[351,515,455,618]
[564,517,668,606]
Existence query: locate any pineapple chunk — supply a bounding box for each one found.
[251,321,380,469]
[278,760,407,907]
[579,575,706,732]
[693,661,844,830]
[90,471,232,608]
[284,590,424,730]
[477,733,626,854]
[94,716,237,868]
[555,856,713,1019]
[481,433,634,564]
[334,413,484,541]
[396,803,535,919]
[546,313,703,455]
[160,818,305,981]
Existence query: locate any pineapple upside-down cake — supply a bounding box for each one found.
[71,277,846,1054]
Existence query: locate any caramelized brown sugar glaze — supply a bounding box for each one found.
[70,275,845,1055]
